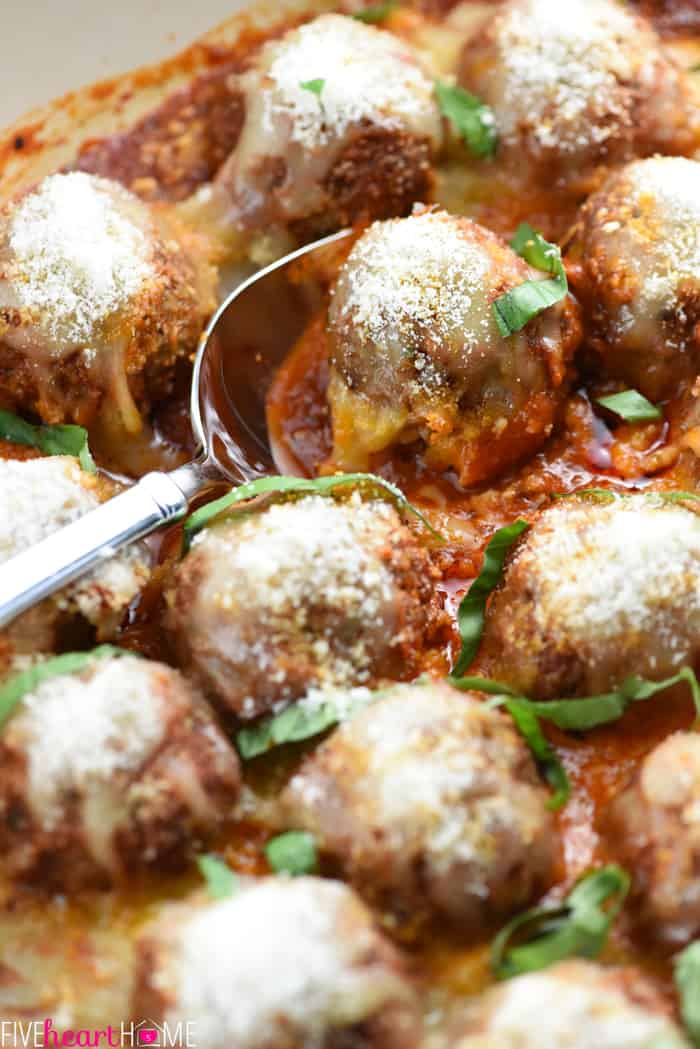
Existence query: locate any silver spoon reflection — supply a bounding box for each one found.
[0,229,350,629]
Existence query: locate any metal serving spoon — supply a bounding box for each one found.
[0,228,350,629]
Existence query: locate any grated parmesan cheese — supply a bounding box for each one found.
[3,172,154,351]
[466,961,684,1049]
[193,492,398,691]
[330,210,496,386]
[484,0,654,156]
[9,655,166,828]
[0,456,148,628]
[164,878,403,1048]
[523,495,700,655]
[258,14,440,151]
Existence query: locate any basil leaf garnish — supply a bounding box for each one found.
[236,689,375,760]
[266,832,318,876]
[0,645,130,730]
[675,941,700,1046]
[596,389,662,423]
[196,854,238,899]
[492,224,568,337]
[452,519,529,677]
[435,82,497,159]
[182,472,441,552]
[353,1,398,22]
[491,865,630,980]
[503,697,570,810]
[300,78,325,98]
[0,409,96,473]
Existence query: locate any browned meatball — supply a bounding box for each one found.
[133,877,420,1049]
[566,157,700,401]
[0,653,241,889]
[608,732,700,946]
[458,0,699,188]
[324,209,580,486]
[0,456,150,678]
[280,681,555,931]
[167,492,441,720]
[479,494,700,699]
[0,172,216,440]
[428,960,689,1049]
[192,14,443,259]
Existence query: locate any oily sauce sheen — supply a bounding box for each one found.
[2,0,700,1033]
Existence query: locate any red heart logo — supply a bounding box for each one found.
[139,1030,158,1045]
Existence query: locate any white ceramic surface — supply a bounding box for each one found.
[2,0,246,127]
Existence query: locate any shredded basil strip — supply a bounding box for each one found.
[503,697,570,810]
[435,81,497,159]
[675,941,700,1046]
[183,472,442,552]
[266,832,318,876]
[492,224,568,337]
[236,690,375,759]
[595,389,662,423]
[0,409,96,473]
[300,78,325,97]
[353,1,398,22]
[554,488,700,510]
[0,645,130,730]
[196,854,239,899]
[452,519,529,677]
[491,865,630,980]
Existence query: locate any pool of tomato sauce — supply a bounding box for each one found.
[2,0,700,1028]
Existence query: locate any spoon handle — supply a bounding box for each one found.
[0,462,207,630]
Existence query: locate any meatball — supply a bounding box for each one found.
[280,681,555,931]
[566,157,700,401]
[433,960,688,1049]
[0,456,150,676]
[166,492,441,720]
[133,876,419,1049]
[479,494,700,699]
[608,731,700,945]
[0,172,216,438]
[458,0,699,187]
[199,14,442,254]
[0,652,241,889]
[325,209,580,485]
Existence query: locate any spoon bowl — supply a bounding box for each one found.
[0,229,350,629]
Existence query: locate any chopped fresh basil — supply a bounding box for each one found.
[236,689,374,759]
[449,675,520,696]
[491,865,630,980]
[492,224,568,337]
[182,472,442,552]
[595,389,662,423]
[266,831,318,876]
[300,78,325,98]
[451,519,529,677]
[503,697,570,810]
[0,645,129,730]
[675,941,700,1046]
[196,854,239,899]
[0,409,96,473]
[435,81,497,159]
[689,63,700,73]
[353,1,398,22]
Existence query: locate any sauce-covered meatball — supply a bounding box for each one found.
[458,0,699,187]
[167,492,441,720]
[0,172,216,440]
[199,14,442,255]
[133,877,419,1049]
[325,209,580,486]
[280,681,555,930]
[0,653,240,889]
[479,494,700,699]
[608,732,700,945]
[566,157,700,400]
[0,456,149,675]
[432,960,689,1049]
